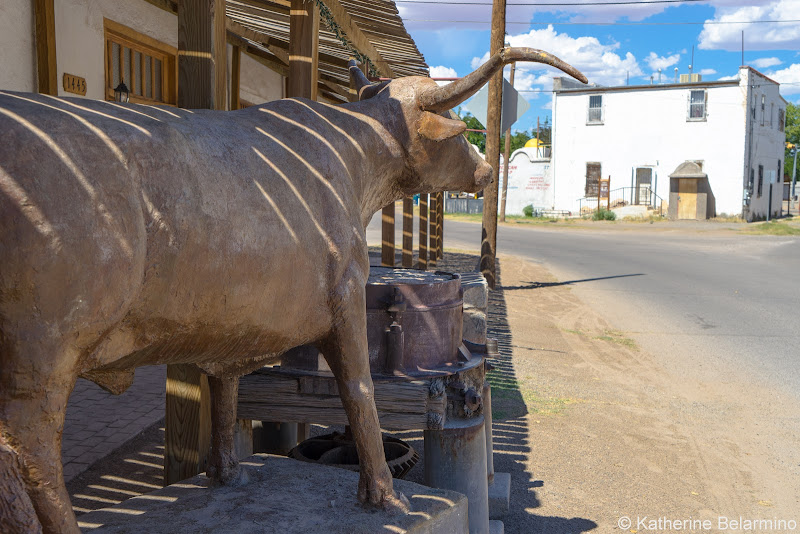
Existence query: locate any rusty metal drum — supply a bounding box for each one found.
[366,267,463,376]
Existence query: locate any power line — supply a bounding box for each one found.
[405,18,800,26]
[398,0,704,5]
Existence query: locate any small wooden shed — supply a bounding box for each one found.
[668,161,716,220]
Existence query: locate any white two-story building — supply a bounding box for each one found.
[549,67,787,221]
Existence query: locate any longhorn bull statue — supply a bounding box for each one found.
[0,47,585,533]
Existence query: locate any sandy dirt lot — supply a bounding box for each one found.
[67,251,800,533]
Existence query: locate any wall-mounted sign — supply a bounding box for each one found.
[63,73,87,96]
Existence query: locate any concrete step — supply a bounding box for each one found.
[489,472,511,519]
[77,454,468,533]
[490,520,505,534]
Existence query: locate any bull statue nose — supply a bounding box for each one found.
[475,165,493,189]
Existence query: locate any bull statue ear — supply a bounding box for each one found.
[418,112,467,142]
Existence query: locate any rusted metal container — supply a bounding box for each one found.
[365,267,464,376]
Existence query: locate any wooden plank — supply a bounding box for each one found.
[402,197,413,268]
[418,193,428,270]
[142,0,178,14]
[381,204,395,267]
[319,0,395,78]
[237,373,445,430]
[178,0,227,110]
[287,0,319,100]
[164,364,211,485]
[231,44,241,110]
[34,0,57,95]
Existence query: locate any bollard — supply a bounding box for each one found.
[424,415,489,534]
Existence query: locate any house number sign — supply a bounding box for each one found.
[63,73,87,96]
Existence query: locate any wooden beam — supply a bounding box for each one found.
[437,192,444,259]
[164,364,211,485]
[320,78,349,99]
[227,32,290,77]
[231,44,241,110]
[318,0,395,78]
[226,17,290,65]
[34,0,57,95]
[167,0,228,484]
[178,0,227,110]
[402,197,413,268]
[418,194,428,270]
[381,203,395,267]
[287,0,319,100]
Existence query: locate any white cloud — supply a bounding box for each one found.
[470,26,642,92]
[699,68,718,75]
[766,63,800,95]
[645,52,681,71]
[752,57,783,69]
[699,0,800,51]
[428,65,459,86]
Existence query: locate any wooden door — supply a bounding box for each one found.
[678,179,698,219]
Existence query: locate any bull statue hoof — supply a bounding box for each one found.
[207,463,250,488]
[382,491,411,516]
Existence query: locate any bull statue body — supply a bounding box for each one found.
[0,48,585,533]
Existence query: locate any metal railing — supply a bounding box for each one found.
[577,186,665,216]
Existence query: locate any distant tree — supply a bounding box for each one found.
[456,108,486,154]
[785,103,799,180]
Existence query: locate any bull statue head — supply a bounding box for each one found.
[347,47,587,199]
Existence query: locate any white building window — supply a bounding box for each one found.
[770,103,774,128]
[587,95,603,124]
[779,108,785,132]
[760,95,765,126]
[688,90,706,120]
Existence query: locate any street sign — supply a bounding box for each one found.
[466,77,530,132]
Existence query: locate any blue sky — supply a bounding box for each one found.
[396,0,800,134]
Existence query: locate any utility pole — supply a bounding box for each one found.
[791,146,798,215]
[480,0,506,290]
[499,59,516,223]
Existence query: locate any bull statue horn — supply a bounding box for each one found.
[418,47,588,113]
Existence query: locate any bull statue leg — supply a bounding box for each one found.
[320,270,410,514]
[206,375,248,486]
[0,342,81,534]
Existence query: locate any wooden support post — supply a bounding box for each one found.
[231,44,241,110]
[480,0,506,289]
[381,204,395,267]
[165,364,211,484]
[288,0,319,101]
[437,192,444,259]
[419,194,429,270]
[402,197,414,268]
[166,0,227,484]
[432,192,438,261]
[34,0,57,95]
[177,0,227,110]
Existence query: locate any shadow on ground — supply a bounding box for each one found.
[67,248,596,532]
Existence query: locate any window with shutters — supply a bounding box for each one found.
[688,89,706,120]
[585,162,601,197]
[587,95,603,124]
[104,19,177,105]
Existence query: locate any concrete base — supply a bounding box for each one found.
[77,454,468,534]
[488,472,511,519]
[489,520,504,534]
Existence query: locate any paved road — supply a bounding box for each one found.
[367,217,800,399]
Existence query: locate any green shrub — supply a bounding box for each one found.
[592,208,616,221]
[522,204,534,217]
